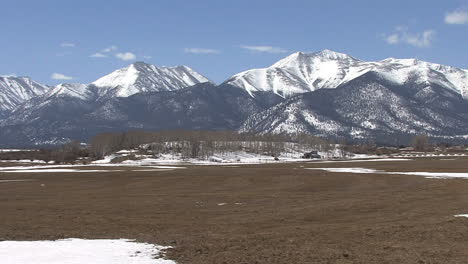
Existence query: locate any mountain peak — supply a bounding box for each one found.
[91,62,210,97]
[227,49,468,99]
[0,75,50,112]
[315,49,355,60]
[272,49,356,69]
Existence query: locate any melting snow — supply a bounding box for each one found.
[0,179,34,183]
[3,169,119,173]
[307,167,468,179]
[0,239,175,264]
[454,214,468,218]
[306,167,382,174]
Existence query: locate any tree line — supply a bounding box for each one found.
[89,130,333,159]
[0,131,463,164]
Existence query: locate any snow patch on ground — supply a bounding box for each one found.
[308,167,468,179]
[0,159,47,163]
[0,179,34,183]
[0,149,35,152]
[306,167,382,173]
[3,169,120,173]
[454,214,468,218]
[396,172,468,179]
[0,238,175,264]
[313,158,411,163]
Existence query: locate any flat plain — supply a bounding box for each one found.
[1,157,468,264]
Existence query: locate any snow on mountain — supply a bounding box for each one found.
[226,49,468,99]
[46,83,90,100]
[92,62,211,97]
[0,76,50,113]
[239,71,468,142]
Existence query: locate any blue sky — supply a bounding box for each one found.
[1,0,467,85]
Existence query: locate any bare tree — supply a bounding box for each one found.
[412,134,431,152]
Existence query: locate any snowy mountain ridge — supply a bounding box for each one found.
[226,49,468,99]
[0,76,50,113]
[92,62,211,97]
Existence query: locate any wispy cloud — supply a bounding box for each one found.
[90,52,108,58]
[102,45,118,53]
[406,30,435,47]
[384,27,435,48]
[385,33,400,44]
[445,9,468,24]
[60,42,76,48]
[115,52,136,61]
[184,48,220,54]
[240,45,288,53]
[89,45,118,59]
[0,73,16,77]
[51,73,73,80]
[143,55,152,59]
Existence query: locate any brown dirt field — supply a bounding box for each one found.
[1,157,468,263]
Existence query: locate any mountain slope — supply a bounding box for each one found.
[239,71,468,143]
[0,76,50,117]
[91,62,211,97]
[226,50,468,99]
[0,83,281,147]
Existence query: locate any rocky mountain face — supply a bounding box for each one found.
[239,72,468,144]
[0,52,467,147]
[0,76,50,118]
[0,83,281,146]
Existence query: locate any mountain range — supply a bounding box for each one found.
[0,50,467,147]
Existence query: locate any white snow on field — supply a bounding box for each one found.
[0,159,47,163]
[133,169,175,172]
[454,214,468,218]
[0,179,34,183]
[92,150,321,166]
[0,239,176,264]
[3,169,119,173]
[0,149,35,152]
[395,172,468,179]
[313,158,411,163]
[307,167,468,179]
[0,163,186,173]
[306,167,382,173]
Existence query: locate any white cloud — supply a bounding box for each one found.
[385,33,400,44]
[445,10,468,24]
[115,52,136,61]
[90,52,108,58]
[143,55,152,59]
[51,73,73,80]
[89,46,118,59]
[240,45,288,53]
[60,42,76,48]
[384,28,435,47]
[184,48,220,54]
[0,73,16,77]
[102,45,118,53]
[406,30,435,47]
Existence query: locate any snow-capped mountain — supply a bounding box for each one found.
[0,83,275,146]
[239,72,468,143]
[226,49,468,99]
[92,62,211,97]
[1,51,468,147]
[0,76,49,115]
[46,83,90,100]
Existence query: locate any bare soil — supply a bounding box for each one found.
[1,158,468,263]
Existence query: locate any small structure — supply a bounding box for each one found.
[302,151,321,159]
